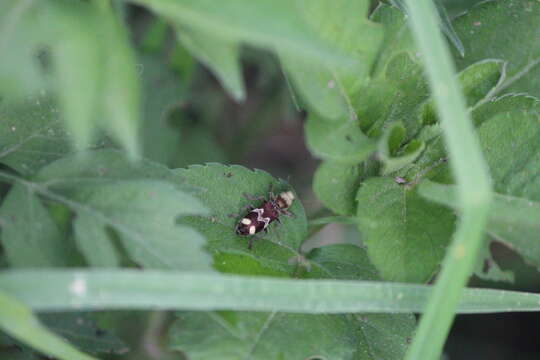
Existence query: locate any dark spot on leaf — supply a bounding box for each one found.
[406,337,412,344]
[345,135,353,142]
[95,328,106,336]
[224,172,233,178]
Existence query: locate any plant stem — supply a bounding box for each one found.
[404,1,492,360]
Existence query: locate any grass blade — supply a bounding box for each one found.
[0,270,538,314]
[404,0,492,359]
[0,290,96,360]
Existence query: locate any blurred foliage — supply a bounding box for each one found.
[0,0,540,359]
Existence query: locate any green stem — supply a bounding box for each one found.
[404,1,492,360]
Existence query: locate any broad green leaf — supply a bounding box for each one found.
[175,28,245,101]
[472,93,540,127]
[356,177,456,282]
[369,4,415,77]
[419,109,540,269]
[452,0,540,98]
[377,122,425,175]
[419,181,538,276]
[170,311,362,360]
[400,80,538,186]
[313,161,363,216]
[281,0,383,120]
[51,2,103,150]
[36,149,180,186]
[0,95,71,176]
[139,53,184,165]
[129,0,357,71]
[72,180,210,270]
[0,185,73,267]
[361,52,428,140]
[0,0,140,156]
[0,2,51,101]
[33,150,212,270]
[420,59,506,125]
[305,115,376,164]
[97,6,140,157]
[175,164,307,276]
[0,291,96,360]
[39,313,128,355]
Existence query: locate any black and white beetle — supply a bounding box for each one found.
[235,190,295,249]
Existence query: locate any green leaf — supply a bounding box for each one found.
[0,0,140,156]
[0,291,96,360]
[281,0,383,120]
[0,95,71,176]
[51,2,104,150]
[139,53,184,165]
[169,312,360,360]
[97,5,140,157]
[175,164,307,276]
[71,180,211,270]
[0,2,51,101]
[39,313,128,355]
[313,161,362,216]
[420,59,506,125]
[35,149,180,185]
[0,185,73,267]
[29,150,212,270]
[175,28,245,101]
[356,177,456,282]
[129,0,357,72]
[418,107,540,270]
[387,0,465,57]
[369,4,415,77]
[377,122,425,175]
[452,0,540,98]
[362,52,429,140]
[305,115,376,163]
[472,93,540,127]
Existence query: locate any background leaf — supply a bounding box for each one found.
[0,185,74,267]
[356,177,456,283]
[175,28,245,101]
[39,312,128,356]
[9,150,213,271]
[313,161,363,216]
[305,115,376,163]
[0,95,71,176]
[281,0,383,120]
[452,0,540,98]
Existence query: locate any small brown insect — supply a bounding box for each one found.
[235,190,295,249]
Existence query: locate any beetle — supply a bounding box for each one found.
[235,190,295,249]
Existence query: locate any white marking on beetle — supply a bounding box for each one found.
[70,275,87,297]
[241,218,251,225]
[279,191,295,207]
[249,225,256,235]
